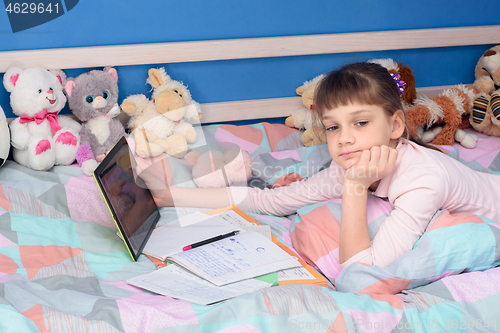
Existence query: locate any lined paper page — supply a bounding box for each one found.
[242,224,272,240]
[178,211,221,227]
[127,264,272,305]
[168,231,301,286]
[211,210,272,239]
[215,210,254,228]
[142,217,244,261]
[277,267,316,281]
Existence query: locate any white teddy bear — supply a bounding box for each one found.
[0,105,10,168]
[3,67,81,171]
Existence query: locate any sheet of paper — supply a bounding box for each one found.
[277,266,316,282]
[241,224,272,240]
[169,231,302,286]
[178,211,220,227]
[209,210,272,239]
[142,216,245,261]
[215,210,254,228]
[127,263,272,305]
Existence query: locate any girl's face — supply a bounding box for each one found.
[322,103,404,170]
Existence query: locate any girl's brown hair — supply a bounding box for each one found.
[313,62,441,151]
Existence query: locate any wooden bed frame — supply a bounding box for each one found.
[2,25,500,124]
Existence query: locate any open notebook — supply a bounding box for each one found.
[163,230,300,286]
[136,208,302,286]
[129,229,301,305]
[142,209,271,261]
[127,206,328,304]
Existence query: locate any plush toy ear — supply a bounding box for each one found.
[105,67,118,82]
[65,80,76,97]
[296,86,306,96]
[48,69,66,86]
[398,63,417,104]
[3,67,23,92]
[148,68,164,88]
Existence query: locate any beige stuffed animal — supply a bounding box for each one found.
[285,75,326,147]
[470,45,500,137]
[122,68,202,158]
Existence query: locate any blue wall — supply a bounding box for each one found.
[1,0,499,120]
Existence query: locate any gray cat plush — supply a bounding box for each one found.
[65,67,125,175]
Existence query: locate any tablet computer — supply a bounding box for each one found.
[93,136,160,261]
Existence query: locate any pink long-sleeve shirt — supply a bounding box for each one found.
[227,139,500,268]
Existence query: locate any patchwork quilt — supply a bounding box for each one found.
[1,123,500,332]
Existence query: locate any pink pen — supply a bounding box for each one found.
[182,230,240,251]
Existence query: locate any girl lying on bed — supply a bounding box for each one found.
[148,62,500,270]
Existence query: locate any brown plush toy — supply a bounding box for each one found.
[405,85,478,148]
[285,75,327,147]
[368,59,476,148]
[470,45,500,137]
[368,58,417,107]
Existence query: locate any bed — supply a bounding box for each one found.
[1,26,500,332]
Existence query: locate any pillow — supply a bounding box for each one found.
[287,196,500,295]
[336,209,500,294]
[289,196,393,281]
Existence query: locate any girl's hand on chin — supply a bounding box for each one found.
[344,145,398,190]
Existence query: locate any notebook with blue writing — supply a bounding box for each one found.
[163,231,301,286]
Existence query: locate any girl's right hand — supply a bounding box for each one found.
[135,169,175,207]
[343,145,398,191]
[150,187,175,207]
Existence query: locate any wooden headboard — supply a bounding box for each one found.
[2,25,500,124]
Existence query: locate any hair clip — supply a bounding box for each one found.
[390,73,406,96]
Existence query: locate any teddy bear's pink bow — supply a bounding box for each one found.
[19,110,61,134]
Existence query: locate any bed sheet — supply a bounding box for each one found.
[0,124,500,332]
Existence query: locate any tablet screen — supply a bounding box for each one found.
[94,137,160,261]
